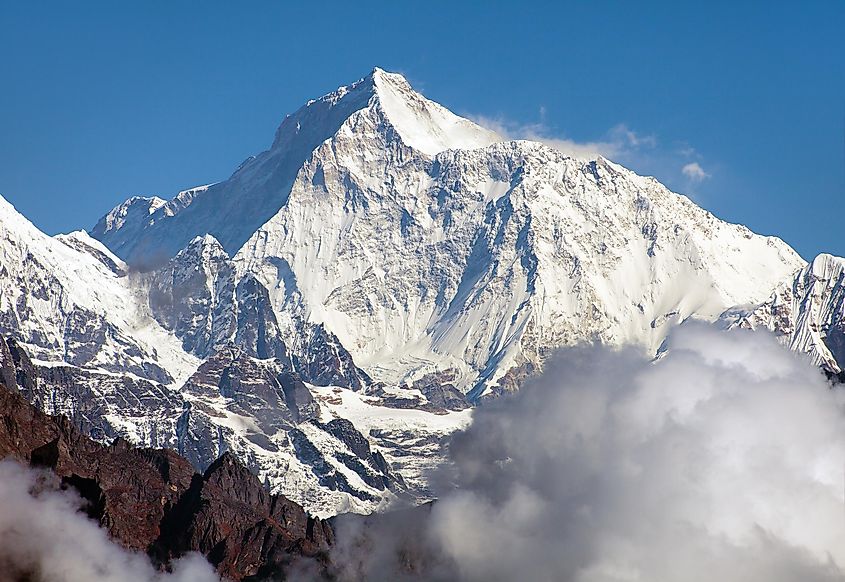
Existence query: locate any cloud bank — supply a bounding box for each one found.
[333,324,845,581]
[0,461,219,582]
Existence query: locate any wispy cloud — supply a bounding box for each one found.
[469,114,656,160]
[682,161,710,182]
[470,111,716,199]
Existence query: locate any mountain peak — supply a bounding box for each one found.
[366,67,501,156]
[272,67,500,157]
[91,68,505,262]
[369,66,412,91]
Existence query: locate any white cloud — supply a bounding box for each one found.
[682,161,710,182]
[331,324,845,581]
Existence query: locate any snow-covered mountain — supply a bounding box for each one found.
[0,67,834,516]
[93,67,805,398]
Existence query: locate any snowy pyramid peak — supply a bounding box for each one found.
[368,67,502,155]
[271,67,501,157]
[91,67,506,262]
[720,252,845,374]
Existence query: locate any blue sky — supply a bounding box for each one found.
[1,1,843,259]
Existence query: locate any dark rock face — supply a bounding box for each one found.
[823,322,845,374]
[824,367,845,385]
[148,237,295,366]
[278,372,320,423]
[183,347,304,427]
[149,235,239,359]
[5,338,39,399]
[0,362,334,580]
[34,436,196,553]
[0,370,62,464]
[369,369,469,414]
[289,429,379,503]
[0,372,194,552]
[322,418,373,461]
[0,335,17,391]
[293,324,372,390]
[157,453,333,580]
[408,370,469,411]
[235,274,292,362]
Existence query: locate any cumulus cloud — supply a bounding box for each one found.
[682,161,710,182]
[0,461,219,582]
[470,115,655,160]
[332,324,845,581]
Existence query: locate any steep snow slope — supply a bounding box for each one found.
[94,68,806,399]
[369,68,500,155]
[721,253,845,373]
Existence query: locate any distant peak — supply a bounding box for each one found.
[186,233,226,251]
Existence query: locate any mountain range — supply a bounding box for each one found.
[0,67,842,517]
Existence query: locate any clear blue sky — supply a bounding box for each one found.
[1,1,843,259]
